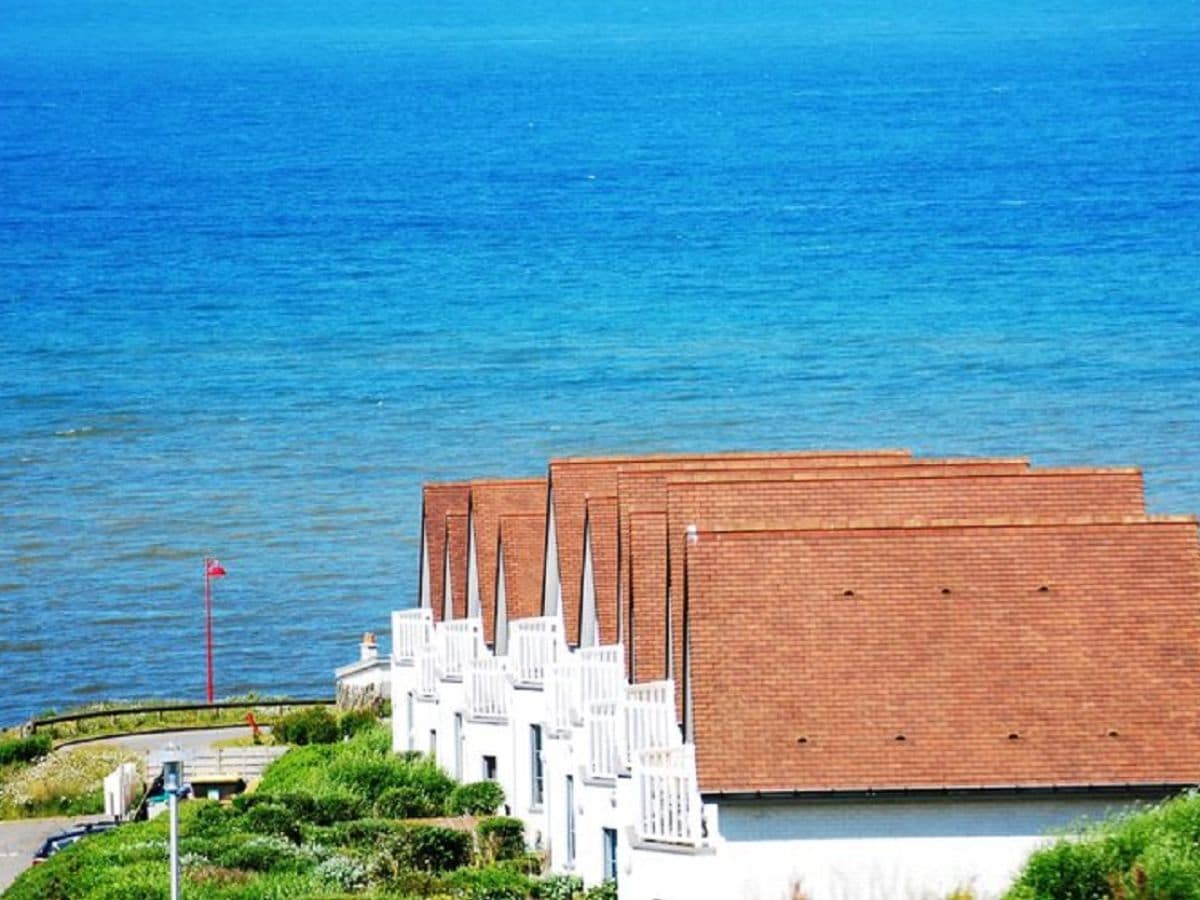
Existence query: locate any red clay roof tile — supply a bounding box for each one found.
[468,479,547,643]
[496,513,548,644]
[684,516,1200,793]
[420,483,470,622]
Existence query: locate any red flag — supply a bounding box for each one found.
[206,559,227,578]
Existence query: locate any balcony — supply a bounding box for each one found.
[415,646,438,699]
[439,618,484,681]
[546,658,581,732]
[393,608,434,662]
[509,617,564,686]
[466,656,510,722]
[624,679,681,769]
[578,644,625,706]
[586,699,627,780]
[635,744,704,846]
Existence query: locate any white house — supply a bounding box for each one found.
[354,450,1200,900]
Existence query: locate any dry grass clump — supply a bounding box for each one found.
[0,741,144,818]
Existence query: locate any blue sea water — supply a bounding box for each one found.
[1,2,1198,724]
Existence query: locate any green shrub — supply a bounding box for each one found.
[1005,790,1200,900]
[214,834,316,873]
[271,706,338,745]
[376,784,442,819]
[243,802,301,840]
[477,816,525,862]
[314,854,369,892]
[584,880,619,900]
[443,865,535,900]
[536,873,584,900]
[447,780,506,816]
[0,733,51,765]
[338,708,378,739]
[372,823,473,875]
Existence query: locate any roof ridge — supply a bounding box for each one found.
[665,467,1144,487]
[696,514,1196,536]
[551,449,912,465]
[468,477,546,486]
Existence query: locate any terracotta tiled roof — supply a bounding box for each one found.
[420,483,470,622]
[496,513,548,643]
[629,511,668,684]
[585,496,620,646]
[614,458,1034,685]
[549,450,913,649]
[684,516,1200,794]
[445,513,469,621]
[662,467,1145,693]
[468,479,547,644]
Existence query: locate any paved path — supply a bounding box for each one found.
[0,814,108,893]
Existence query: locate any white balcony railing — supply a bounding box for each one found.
[439,618,484,681]
[625,679,681,767]
[509,617,564,686]
[579,644,625,707]
[466,656,510,721]
[586,700,627,780]
[635,744,704,846]
[546,658,582,732]
[416,645,438,699]
[393,608,434,662]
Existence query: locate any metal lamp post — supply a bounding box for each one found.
[160,743,185,900]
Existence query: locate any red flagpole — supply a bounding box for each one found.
[203,556,227,704]
[204,556,214,704]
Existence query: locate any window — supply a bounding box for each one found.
[602,827,618,882]
[454,713,464,780]
[530,724,544,807]
[405,692,415,751]
[429,729,437,759]
[565,775,576,866]
[482,755,497,781]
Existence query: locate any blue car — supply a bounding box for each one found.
[32,821,118,863]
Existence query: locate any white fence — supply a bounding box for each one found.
[546,658,582,732]
[510,617,564,686]
[635,744,704,845]
[586,700,626,780]
[466,656,510,721]
[625,679,680,768]
[416,646,439,698]
[579,644,625,706]
[439,618,484,681]
[393,608,434,661]
[104,761,140,819]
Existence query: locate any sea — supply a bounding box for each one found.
[1,1,1198,725]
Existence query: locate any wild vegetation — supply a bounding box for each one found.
[4,721,617,899]
[8,695,338,745]
[1005,789,1200,900]
[0,742,143,820]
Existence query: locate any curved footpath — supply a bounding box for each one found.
[0,726,259,893]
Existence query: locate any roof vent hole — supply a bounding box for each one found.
[1008,732,1020,741]
[1107,729,1120,738]
[842,589,855,598]
[940,587,952,596]
[1037,585,1050,593]
[796,736,808,745]
[894,734,906,742]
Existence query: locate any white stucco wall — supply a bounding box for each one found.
[384,627,1155,900]
[621,794,1143,900]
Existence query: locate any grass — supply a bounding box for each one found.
[0,743,144,819]
[17,696,331,746]
[3,723,617,899]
